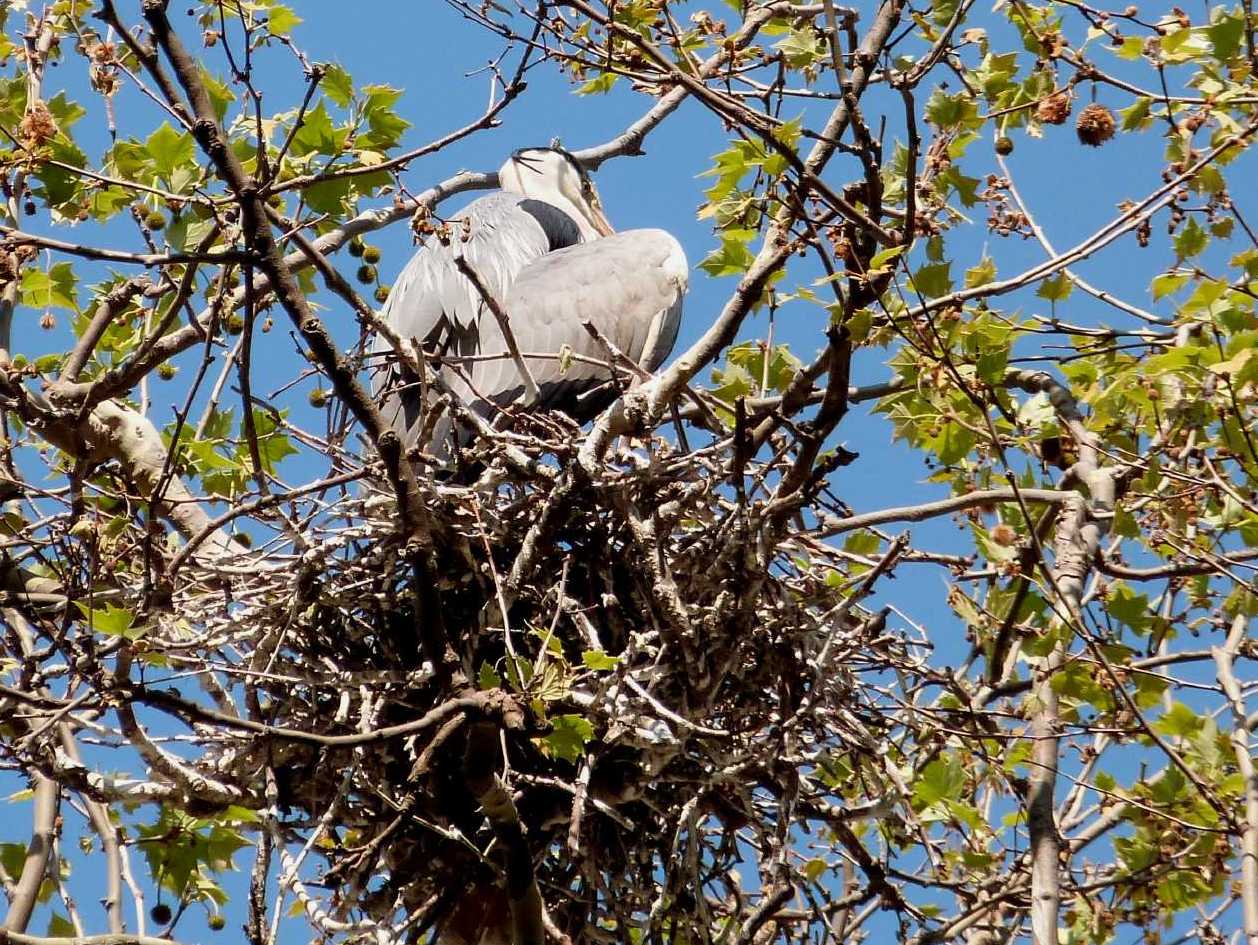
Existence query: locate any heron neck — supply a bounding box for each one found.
[534,190,603,240]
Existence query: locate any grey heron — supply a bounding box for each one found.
[371,147,687,463]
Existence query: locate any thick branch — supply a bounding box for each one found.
[1214,614,1258,944]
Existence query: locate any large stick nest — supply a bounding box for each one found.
[89,413,911,941]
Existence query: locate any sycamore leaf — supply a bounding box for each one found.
[21,263,78,312]
[1035,271,1073,303]
[912,262,953,298]
[964,256,996,288]
[543,715,594,763]
[578,72,618,95]
[1174,217,1208,260]
[581,650,620,671]
[322,63,354,107]
[75,602,145,640]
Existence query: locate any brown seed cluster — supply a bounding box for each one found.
[979,175,1031,238]
[86,41,120,97]
[1036,91,1072,125]
[0,242,38,286]
[1076,103,1117,147]
[19,101,58,148]
[989,523,1018,547]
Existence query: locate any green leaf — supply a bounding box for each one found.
[46,92,86,131]
[868,244,906,272]
[802,858,827,883]
[322,64,354,107]
[359,84,410,150]
[47,914,75,938]
[710,361,755,404]
[266,5,302,36]
[964,256,996,288]
[1107,583,1147,636]
[930,422,975,465]
[238,408,298,475]
[925,89,983,131]
[200,68,235,123]
[21,263,78,312]
[581,650,620,671]
[290,100,342,157]
[1160,26,1211,63]
[1154,701,1203,737]
[938,167,981,207]
[304,175,352,215]
[914,755,966,808]
[477,661,502,690]
[1174,217,1208,260]
[970,523,1016,566]
[1208,13,1244,61]
[0,843,26,879]
[976,346,1008,384]
[911,262,953,298]
[947,584,987,630]
[74,602,144,640]
[577,72,618,95]
[844,531,882,557]
[145,122,196,185]
[505,654,533,691]
[1035,271,1073,303]
[544,714,594,763]
[1109,34,1145,59]
[1151,272,1190,300]
[725,341,802,393]
[700,233,757,278]
[1180,277,1226,314]
[774,27,825,68]
[1118,96,1152,132]
[1211,217,1235,239]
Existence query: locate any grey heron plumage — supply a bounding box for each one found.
[371,147,687,462]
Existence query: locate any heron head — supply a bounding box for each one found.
[499,147,615,238]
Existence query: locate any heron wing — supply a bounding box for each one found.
[371,193,582,441]
[471,228,688,418]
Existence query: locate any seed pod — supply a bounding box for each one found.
[157,362,177,380]
[356,264,377,284]
[374,285,390,304]
[1036,91,1072,125]
[225,314,244,335]
[1076,103,1117,147]
[145,211,166,231]
[308,388,329,408]
[994,136,1014,156]
[990,523,1018,547]
[362,245,381,264]
[151,904,172,925]
[348,238,365,258]
[208,915,226,932]
[19,101,58,148]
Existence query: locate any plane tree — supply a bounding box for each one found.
[0,2,1256,944]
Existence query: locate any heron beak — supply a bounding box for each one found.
[587,198,615,237]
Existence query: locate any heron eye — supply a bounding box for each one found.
[581,180,594,198]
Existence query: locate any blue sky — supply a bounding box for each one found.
[2,0,1247,940]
